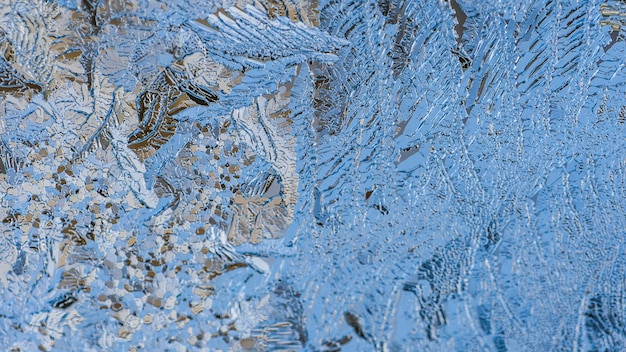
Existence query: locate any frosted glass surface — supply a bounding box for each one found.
[1,0,626,351]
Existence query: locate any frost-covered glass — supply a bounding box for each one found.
[1,0,626,351]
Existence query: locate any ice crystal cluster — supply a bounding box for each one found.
[1,0,625,351]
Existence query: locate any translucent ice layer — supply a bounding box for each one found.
[1,0,626,351]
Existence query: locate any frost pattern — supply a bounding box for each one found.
[1,0,626,351]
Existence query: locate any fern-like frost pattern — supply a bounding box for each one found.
[1,0,625,351]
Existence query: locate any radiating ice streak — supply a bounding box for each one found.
[109,127,158,208]
[187,5,348,66]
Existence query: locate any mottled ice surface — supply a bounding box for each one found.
[1,0,626,351]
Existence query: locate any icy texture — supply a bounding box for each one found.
[1,0,626,351]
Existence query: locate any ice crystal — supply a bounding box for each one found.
[1,0,626,351]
